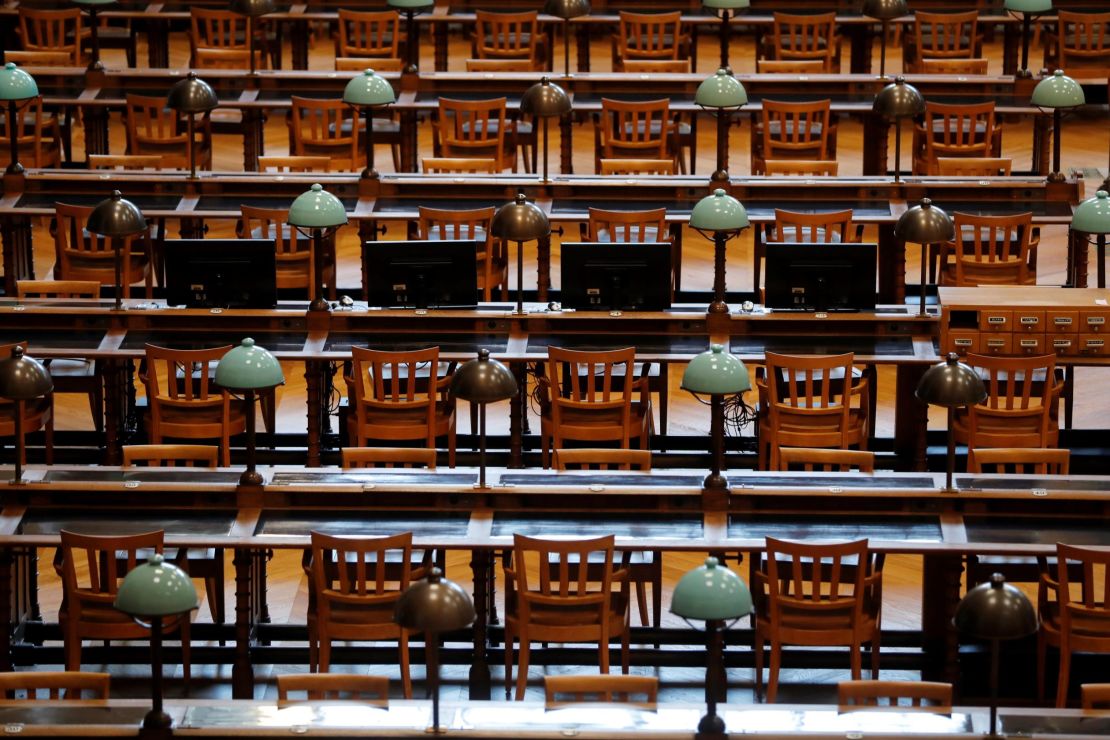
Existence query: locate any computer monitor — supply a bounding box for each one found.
[559,242,672,311]
[164,239,278,309]
[364,239,479,309]
[764,242,878,312]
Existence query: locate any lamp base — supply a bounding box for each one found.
[361,168,380,180]
[1047,171,1066,183]
[309,297,331,312]
[709,169,729,184]
[707,300,730,315]
[703,471,729,490]
[697,713,726,735]
[4,162,24,176]
[1015,68,1033,79]
[142,710,173,730]
[239,469,264,487]
[424,726,449,735]
[87,59,105,72]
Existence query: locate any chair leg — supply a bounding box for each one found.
[1036,633,1048,703]
[503,623,514,700]
[515,632,530,700]
[180,617,191,688]
[318,635,331,673]
[44,416,54,465]
[634,580,648,627]
[90,382,104,434]
[307,616,318,673]
[870,631,880,679]
[754,630,765,702]
[64,631,81,672]
[767,640,781,703]
[1056,646,1070,707]
[850,640,862,680]
[400,631,412,699]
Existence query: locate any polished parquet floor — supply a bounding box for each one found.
[19,21,1110,704]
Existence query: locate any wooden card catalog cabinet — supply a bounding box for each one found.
[939,287,1110,359]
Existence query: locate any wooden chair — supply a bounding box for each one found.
[17,8,85,66]
[537,346,652,468]
[277,674,390,706]
[335,56,404,72]
[52,202,154,299]
[308,530,415,697]
[598,158,676,176]
[907,11,981,72]
[913,101,999,176]
[1048,11,1110,72]
[918,57,989,75]
[585,207,668,244]
[837,680,952,711]
[345,346,457,467]
[756,59,828,74]
[621,59,691,73]
[336,9,401,61]
[544,675,658,708]
[125,93,210,172]
[553,448,651,471]
[935,157,1011,176]
[612,11,689,71]
[755,98,834,175]
[952,353,1062,454]
[341,447,438,469]
[0,96,61,169]
[939,212,1036,287]
[503,533,631,700]
[189,7,272,70]
[416,205,507,302]
[141,344,248,467]
[473,10,547,70]
[434,97,517,173]
[1081,684,1110,709]
[257,155,331,172]
[238,205,315,297]
[421,157,499,174]
[87,154,166,170]
[968,447,1070,475]
[289,96,360,172]
[756,352,870,471]
[755,209,862,310]
[766,12,840,72]
[763,159,839,176]
[59,529,191,680]
[594,98,679,174]
[0,671,110,701]
[1038,543,1110,706]
[0,342,53,467]
[464,58,536,72]
[777,448,875,472]
[753,537,883,703]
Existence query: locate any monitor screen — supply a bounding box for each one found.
[764,242,877,312]
[559,242,672,311]
[364,239,479,309]
[164,239,277,309]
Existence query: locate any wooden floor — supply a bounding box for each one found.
[19,25,1110,703]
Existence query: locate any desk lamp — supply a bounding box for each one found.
[1004,0,1052,77]
[0,346,53,485]
[229,0,275,76]
[895,197,953,316]
[0,63,39,176]
[387,0,434,74]
[861,0,907,80]
[215,338,285,486]
[288,184,348,312]
[395,567,476,734]
[915,352,986,493]
[543,0,590,78]
[87,190,147,311]
[695,69,747,184]
[872,76,925,183]
[681,344,749,490]
[689,189,748,314]
[166,72,218,180]
[520,77,570,183]
[702,0,749,71]
[114,553,198,730]
[450,349,517,489]
[492,192,549,315]
[954,573,1037,736]
[72,0,116,71]
[343,69,396,181]
[1031,70,1085,183]
[1071,190,1110,287]
[671,557,752,737]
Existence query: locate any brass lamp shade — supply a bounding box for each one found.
[873,76,925,119]
[954,573,1038,640]
[543,0,590,19]
[394,567,476,632]
[450,349,517,403]
[166,72,218,114]
[492,192,550,241]
[0,346,53,400]
[520,77,571,118]
[230,0,275,16]
[86,191,147,237]
[862,0,908,20]
[915,353,986,408]
[895,198,953,244]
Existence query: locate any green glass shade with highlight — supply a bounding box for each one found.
[386,0,433,8]
[1031,70,1085,109]
[343,69,396,107]
[681,344,750,395]
[215,338,285,391]
[288,184,348,229]
[114,554,199,618]
[0,63,38,101]
[671,557,752,621]
[695,69,747,109]
[702,0,749,9]
[1003,0,1051,12]
[1073,191,1110,234]
[690,189,748,231]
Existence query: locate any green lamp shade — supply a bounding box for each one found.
[695,69,748,109]
[0,346,53,400]
[690,189,748,232]
[215,338,285,391]
[671,557,752,621]
[114,554,199,618]
[1003,0,1051,12]
[343,69,396,107]
[0,63,39,102]
[287,184,348,229]
[387,0,434,7]
[682,344,750,395]
[1073,190,1110,234]
[1031,70,1085,109]
[703,0,750,9]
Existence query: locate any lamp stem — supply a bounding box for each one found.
[405,10,418,73]
[88,7,103,71]
[1049,108,1064,182]
[309,228,329,312]
[718,10,731,70]
[477,402,487,489]
[248,16,257,76]
[563,18,571,78]
[427,632,442,734]
[541,116,550,183]
[514,239,525,315]
[12,401,23,485]
[989,637,1000,736]
[710,112,729,184]
[703,394,728,490]
[1019,15,1031,76]
[6,100,22,175]
[698,620,727,734]
[113,236,123,310]
[878,19,888,79]
[241,388,263,486]
[363,106,377,179]
[1099,234,1107,290]
[893,116,902,183]
[919,238,928,316]
[708,232,729,314]
[143,616,172,729]
[187,113,197,179]
[945,405,956,492]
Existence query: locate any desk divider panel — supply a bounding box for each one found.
[727,514,943,542]
[491,512,703,539]
[963,516,1110,547]
[499,472,705,487]
[19,509,239,537]
[257,510,471,537]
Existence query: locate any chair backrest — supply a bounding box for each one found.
[1055,543,1110,647]
[142,343,232,408]
[508,533,620,606]
[1057,11,1110,66]
[554,448,652,471]
[122,444,219,468]
[621,59,691,73]
[617,11,684,62]
[543,346,638,449]
[335,56,404,72]
[193,47,263,70]
[947,211,1033,286]
[309,530,414,611]
[919,57,989,74]
[921,101,997,172]
[761,99,832,162]
[290,96,360,170]
[277,673,390,706]
[464,58,536,72]
[60,529,165,610]
[16,280,100,299]
[757,59,828,74]
[962,352,1060,451]
[190,8,248,51]
[337,9,401,58]
[239,205,312,291]
[597,98,673,163]
[87,154,166,170]
[1081,683,1110,710]
[914,10,979,60]
[968,447,1069,475]
[52,202,149,294]
[18,8,82,64]
[0,96,60,168]
[349,345,443,415]
[421,157,499,174]
[0,671,110,701]
[935,157,1011,176]
[598,158,676,176]
[417,205,494,243]
[763,159,840,176]
[771,12,837,70]
[777,448,875,472]
[474,10,542,64]
[125,93,191,169]
[544,675,658,707]
[4,50,75,66]
[586,207,668,243]
[257,155,331,173]
[436,97,510,170]
[341,447,438,469]
[769,209,858,243]
[838,680,952,711]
